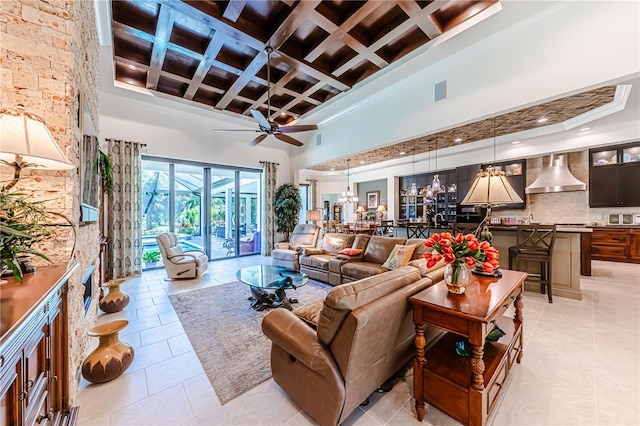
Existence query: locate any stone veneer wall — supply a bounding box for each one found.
[0,0,100,403]
[499,150,640,224]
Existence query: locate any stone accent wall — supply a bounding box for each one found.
[0,0,100,403]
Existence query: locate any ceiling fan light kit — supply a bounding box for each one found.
[212,47,318,147]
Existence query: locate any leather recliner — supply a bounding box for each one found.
[262,265,444,426]
[271,224,320,270]
[156,233,208,279]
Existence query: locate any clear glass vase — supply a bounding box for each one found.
[444,262,469,294]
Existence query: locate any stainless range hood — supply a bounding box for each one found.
[525,153,586,194]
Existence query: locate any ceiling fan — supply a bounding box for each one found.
[212,46,318,147]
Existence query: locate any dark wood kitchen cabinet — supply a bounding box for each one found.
[0,264,79,425]
[589,142,640,207]
[591,227,640,264]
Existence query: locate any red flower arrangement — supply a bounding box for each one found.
[424,232,500,276]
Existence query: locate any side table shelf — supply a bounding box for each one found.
[409,269,527,426]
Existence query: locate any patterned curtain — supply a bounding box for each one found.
[261,161,277,255]
[106,139,142,278]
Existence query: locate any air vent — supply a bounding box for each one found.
[435,80,447,102]
[316,134,322,146]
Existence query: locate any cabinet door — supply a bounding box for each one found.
[631,230,640,261]
[619,163,640,206]
[22,323,48,425]
[0,359,22,426]
[589,166,618,207]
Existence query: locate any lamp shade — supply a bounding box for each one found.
[376,205,386,212]
[305,209,322,222]
[356,206,366,213]
[461,169,523,206]
[0,106,74,170]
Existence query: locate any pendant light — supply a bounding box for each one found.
[409,141,418,196]
[339,159,358,204]
[461,117,523,217]
[431,135,442,193]
[424,139,433,200]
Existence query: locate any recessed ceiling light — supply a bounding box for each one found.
[330,168,335,171]
[454,138,462,142]
[512,140,521,145]
[126,64,137,70]
[280,112,286,116]
[359,161,365,164]
[579,127,591,132]
[399,151,406,155]
[537,117,548,123]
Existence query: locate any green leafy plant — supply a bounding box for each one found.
[98,150,113,195]
[0,188,54,282]
[274,182,301,242]
[142,250,160,264]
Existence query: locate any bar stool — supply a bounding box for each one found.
[508,224,557,303]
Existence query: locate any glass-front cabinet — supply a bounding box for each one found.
[589,141,640,207]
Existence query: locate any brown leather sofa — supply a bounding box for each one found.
[300,233,429,285]
[298,233,356,284]
[262,265,444,426]
[271,224,320,270]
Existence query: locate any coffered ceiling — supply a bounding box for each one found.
[110,0,497,125]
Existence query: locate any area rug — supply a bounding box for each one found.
[168,279,330,404]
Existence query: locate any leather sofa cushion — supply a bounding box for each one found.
[406,238,430,259]
[321,233,356,254]
[340,262,388,281]
[292,298,324,327]
[316,266,421,345]
[362,236,406,264]
[352,234,370,251]
[300,254,335,269]
[271,249,298,261]
[407,258,446,277]
[290,224,319,247]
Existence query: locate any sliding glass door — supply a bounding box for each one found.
[141,157,262,269]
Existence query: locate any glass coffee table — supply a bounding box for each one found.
[236,265,309,311]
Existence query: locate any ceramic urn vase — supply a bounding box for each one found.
[99,278,129,313]
[82,320,134,384]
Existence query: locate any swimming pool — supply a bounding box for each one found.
[142,237,203,253]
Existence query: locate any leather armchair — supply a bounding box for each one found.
[156,233,208,279]
[271,224,320,270]
[262,266,442,425]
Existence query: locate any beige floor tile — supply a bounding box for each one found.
[108,383,194,425]
[128,340,173,373]
[145,351,204,395]
[181,374,221,417]
[158,310,180,324]
[119,314,162,335]
[136,301,174,319]
[359,379,412,425]
[167,334,194,356]
[134,288,168,301]
[76,369,149,424]
[283,410,318,425]
[139,320,186,346]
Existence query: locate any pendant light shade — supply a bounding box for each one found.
[461,118,523,210]
[431,136,441,192]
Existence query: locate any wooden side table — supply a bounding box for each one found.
[409,269,527,426]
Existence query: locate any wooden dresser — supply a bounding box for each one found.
[1,264,79,426]
[590,227,640,264]
[409,269,527,426]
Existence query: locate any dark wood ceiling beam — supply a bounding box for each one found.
[184,31,226,100]
[276,52,350,92]
[280,82,326,113]
[247,70,298,119]
[147,4,175,90]
[216,53,267,110]
[303,1,381,63]
[267,0,322,49]
[222,0,246,22]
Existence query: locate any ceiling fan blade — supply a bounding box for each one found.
[250,109,271,130]
[275,133,303,147]
[211,129,261,133]
[279,124,318,133]
[249,133,268,147]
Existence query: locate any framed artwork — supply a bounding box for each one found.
[366,191,380,209]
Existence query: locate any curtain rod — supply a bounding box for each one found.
[259,161,279,165]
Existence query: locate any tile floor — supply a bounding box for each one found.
[77,258,639,425]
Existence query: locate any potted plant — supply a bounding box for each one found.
[274,182,301,242]
[0,188,55,282]
[142,250,161,268]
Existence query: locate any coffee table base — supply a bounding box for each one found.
[248,286,298,311]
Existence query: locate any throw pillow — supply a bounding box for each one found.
[338,248,364,256]
[292,298,324,328]
[382,244,416,270]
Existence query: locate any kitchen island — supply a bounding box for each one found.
[395,223,591,300]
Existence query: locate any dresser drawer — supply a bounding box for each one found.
[486,360,508,416]
[592,229,630,244]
